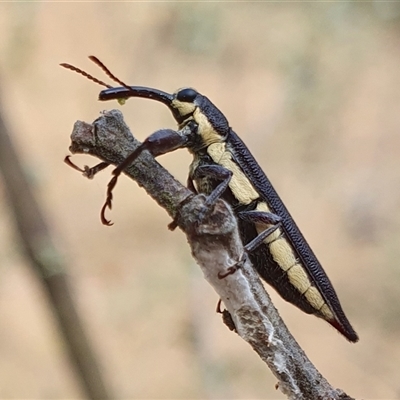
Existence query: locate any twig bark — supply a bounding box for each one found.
[68,109,356,400]
[0,104,112,399]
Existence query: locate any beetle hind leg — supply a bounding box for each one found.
[237,210,282,252]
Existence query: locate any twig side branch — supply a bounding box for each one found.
[69,110,355,400]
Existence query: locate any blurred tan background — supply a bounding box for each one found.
[0,2,400,399]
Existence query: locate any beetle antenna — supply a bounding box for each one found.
[60,62,112,89]
[88,55,132,92]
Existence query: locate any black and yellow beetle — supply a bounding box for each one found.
[62,57,358,342]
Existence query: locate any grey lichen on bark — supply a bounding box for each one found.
[68,109,355,400]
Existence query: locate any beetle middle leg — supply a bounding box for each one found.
[191,164,233,223]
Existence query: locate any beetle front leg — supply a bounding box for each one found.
[102,128,189,225]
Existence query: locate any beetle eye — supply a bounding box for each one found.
[176,88,197,102]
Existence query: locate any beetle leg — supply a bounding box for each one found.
[101,128,188,225]
[64,156,109,179]
[238,210,282,252]
[218,217,281,280]
[168,176,198,231]
[244,223,282,253]
[187,176,197,194]
[218,220,281,280]
[192,164,233,222]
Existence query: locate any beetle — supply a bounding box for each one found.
[62,57,358,342]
